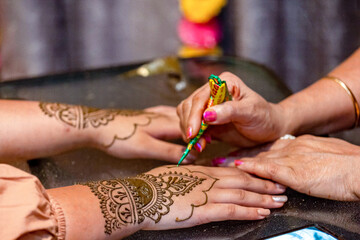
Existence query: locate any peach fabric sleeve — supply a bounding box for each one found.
[0,164,66,240]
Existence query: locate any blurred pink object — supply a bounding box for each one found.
[178,17,221,48]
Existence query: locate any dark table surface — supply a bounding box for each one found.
[0,56,359,239]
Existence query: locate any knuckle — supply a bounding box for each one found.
[263,195,274,205]
[236,189,247,201]
[192,94,202,104]
[261,181,273,192]
[196,208,210,224]
[266,163,279,177]
[237,174,249,187]
[226,204,237,219]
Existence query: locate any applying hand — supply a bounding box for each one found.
[176,72,287,151]
[235,135,360,201]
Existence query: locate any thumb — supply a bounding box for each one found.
[203,101,239,125]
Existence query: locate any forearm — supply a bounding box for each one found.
[47,185,143,240]
[0,100,93,162]
[280,48,360,135]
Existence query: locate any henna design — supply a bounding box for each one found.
[39,102,146,129]
[102,116,153,148]
[82,168,217,235]
[39,102,160,146]
[166,166,219,222]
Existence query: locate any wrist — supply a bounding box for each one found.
[271,102,298,138]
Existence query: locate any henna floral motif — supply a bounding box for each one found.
[82,168,217,235]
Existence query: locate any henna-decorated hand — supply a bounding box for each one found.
[235,135,360,201]
[176,72,287,151]
[39,102,195,163]
[93,105,197,163]
[83,165,288,236]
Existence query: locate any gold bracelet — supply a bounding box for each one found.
[324,75,360,128]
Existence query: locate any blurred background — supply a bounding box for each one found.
[0,0,359,92]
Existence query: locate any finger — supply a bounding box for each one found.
[236,157,292,184]
[177,84,208,138]
[215,173,286,194]
[177,100,191,141]
[136,134,197,163]
[203,101,238,125]
[194,137,207,153]
[218,71,246,99]
[199,204,270,222]
[213,143,276,166]
[187,87,211,139]
[211,156,235,167]
[209,189,287,208]
[145,116,182,140]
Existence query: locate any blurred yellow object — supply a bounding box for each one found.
[179,0,227,23]
[178,45,222,58]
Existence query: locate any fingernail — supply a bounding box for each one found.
[203,110,217,122]
[187,127,192,139]
[234,160,244,166]
[182,159,193,164]
[204,134,212,144]
[272,195,288,203]
[212,157,226,166]
[257,209,270,217]
[275,183,286,191]
[186,153,197,161]
[195,142,203,152]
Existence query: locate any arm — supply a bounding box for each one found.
[47,165,287,239]
[280,47,360,135]
[0,100,193,163]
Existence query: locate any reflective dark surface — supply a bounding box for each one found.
[0,56,359,239]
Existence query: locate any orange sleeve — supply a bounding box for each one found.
[0,164,65,240]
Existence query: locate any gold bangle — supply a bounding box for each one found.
[324,75,360,128]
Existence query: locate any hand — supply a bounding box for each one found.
[92,105,197,163]
[235,135,360,201]
[176,71,287,151]
[138,165,288,230]
[51,165,287,239]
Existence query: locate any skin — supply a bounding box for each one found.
[177,71,286,148]
[177,48,360,202]
[0,100,196,164]
[235,135,360,201]
[0,99,289,238]
[177,48,360,150]
[48,165,287,239]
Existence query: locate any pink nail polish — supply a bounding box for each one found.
[187,127,192,139]
[212,157,226,166]
[203,110,217,122]
[195,142,203,152]
[234,160,244,166]
[204,135,212,144]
